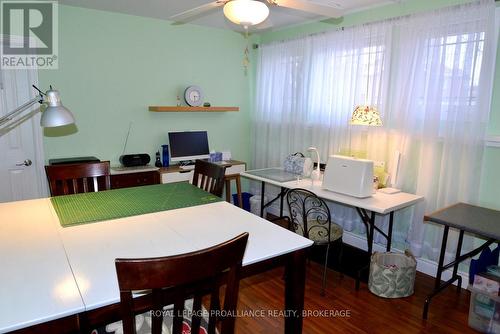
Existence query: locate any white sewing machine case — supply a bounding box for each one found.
[322,155,374,198]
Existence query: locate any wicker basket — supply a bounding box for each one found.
[368,250,417,298]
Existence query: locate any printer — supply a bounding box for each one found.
[322,155,374,198]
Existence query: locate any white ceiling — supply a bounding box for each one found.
[59,0,399,32]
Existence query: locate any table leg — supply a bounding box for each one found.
[225,179,231,203]
[280,187,286,218]
[285,248,307,334]
[260,181,266,218]
[236,175,243,209]
[453,230,464,292]
[435,226,449,289]
[387,211,394,252]
[423,225,449,319]
[367,212,376,255]
[355,208,375,291]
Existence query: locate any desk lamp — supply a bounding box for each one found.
[0,85,75,128]
[307,146,321,181]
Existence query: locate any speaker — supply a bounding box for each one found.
[119,154,150,167]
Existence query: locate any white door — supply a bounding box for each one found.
[0,68,48,203]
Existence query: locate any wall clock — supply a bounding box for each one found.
[184,85,204,107]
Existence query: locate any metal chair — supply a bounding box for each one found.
[286,188,343,295]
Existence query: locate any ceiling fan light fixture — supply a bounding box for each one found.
[223,0,269,27]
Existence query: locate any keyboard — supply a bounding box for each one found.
[179,165,195,171]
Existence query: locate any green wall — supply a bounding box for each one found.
[257,0,500,210]
[40,5,253,165]
[41,1,499,210]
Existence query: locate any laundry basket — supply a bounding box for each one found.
[368,250,417,298]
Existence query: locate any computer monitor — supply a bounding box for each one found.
[168,131,210,162]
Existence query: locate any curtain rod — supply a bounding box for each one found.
[253,0,494,49]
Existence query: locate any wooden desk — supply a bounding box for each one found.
[160,160,246,206]
[422,203,500,319]
[1,193,311,333]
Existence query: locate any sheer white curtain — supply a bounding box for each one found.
[254,22,392,168]
[253,0,497,258]
[386,0,497,260]
[254,22,393,236]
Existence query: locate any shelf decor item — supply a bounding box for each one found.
[161,145,170,168]
[184,85,204,107]
[155,151,162,168]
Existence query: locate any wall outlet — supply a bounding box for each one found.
[374,161,386,168]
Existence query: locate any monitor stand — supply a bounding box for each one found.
[179,160,195,171]
[179,160,195,166]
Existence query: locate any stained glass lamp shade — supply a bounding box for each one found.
[349,105,383,126]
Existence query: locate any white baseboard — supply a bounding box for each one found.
[264,202,469,287]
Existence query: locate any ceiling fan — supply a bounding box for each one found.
[170,0,344,31]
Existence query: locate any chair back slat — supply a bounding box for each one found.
[62,180,69,195]
[172,298,184,333]
[45,162,111,196]
[191,294,203,333]
[192,160,225,197]
[120,291,136,334]
[82,177,88,193]
[115,232,248,334]
[151,289,163,334]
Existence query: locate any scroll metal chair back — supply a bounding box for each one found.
[192,159,226,197]
[115,232,248,334]
[45,161,111,196]
[287,188,343,295]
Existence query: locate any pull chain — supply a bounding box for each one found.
[243,27,250,76]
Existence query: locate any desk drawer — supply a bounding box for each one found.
[111,171,160,189]
[225,163,246,175]
[162,171,194,184]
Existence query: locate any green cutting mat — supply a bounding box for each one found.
[50,182,222,227]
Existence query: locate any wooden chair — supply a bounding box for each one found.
[192,159,226,197]
[45,161,111,196]
[287,188,343,296]
[115,232,249,334]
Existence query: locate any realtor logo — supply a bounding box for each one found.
[1,1,58,69]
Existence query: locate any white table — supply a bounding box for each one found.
[241,168,423,289]
[0,199,84,333]
[0,196,312,333]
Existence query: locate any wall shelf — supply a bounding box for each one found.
[149,106,239,112]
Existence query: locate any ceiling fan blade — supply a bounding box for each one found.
[170,1,226,23]
[272,0,343,18]
[254,17,274,30]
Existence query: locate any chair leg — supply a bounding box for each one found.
[338,239,344,280]
[321,243,331,296]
